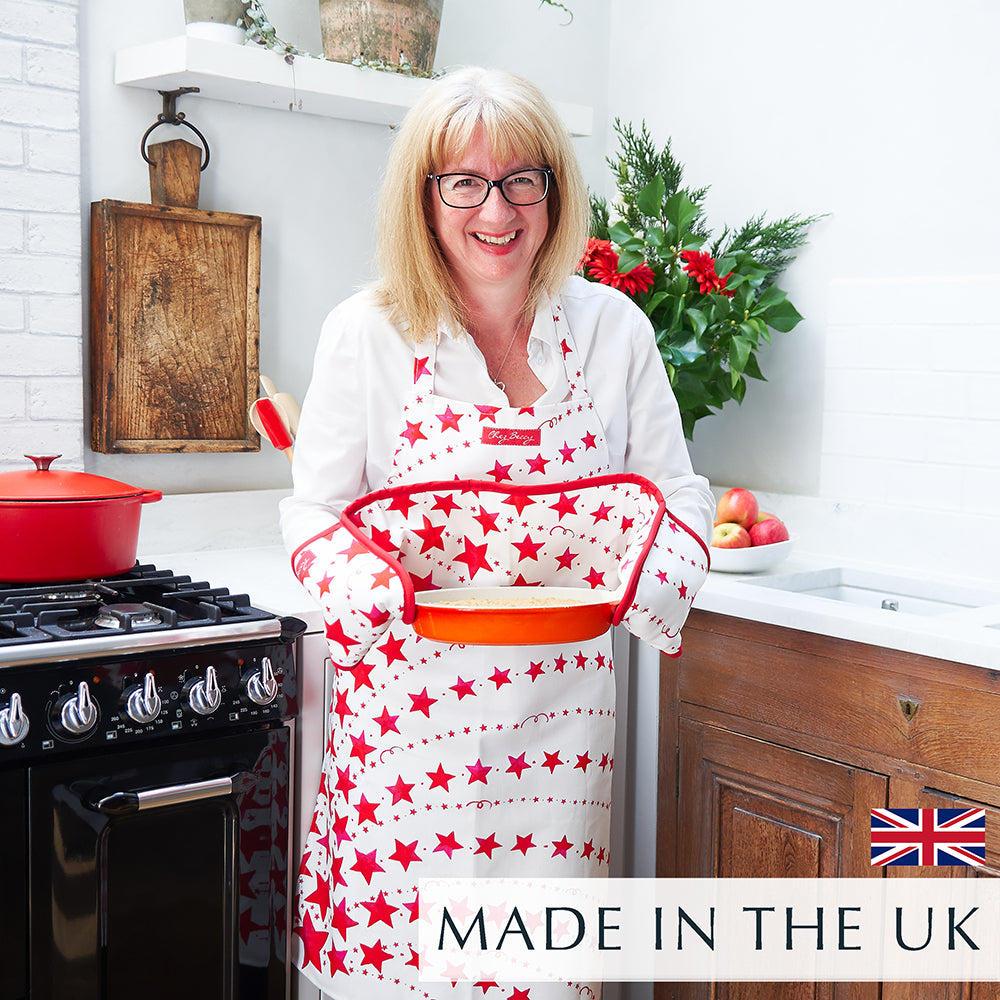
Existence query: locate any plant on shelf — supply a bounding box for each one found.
[581,120,824,439]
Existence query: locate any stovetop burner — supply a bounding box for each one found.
[0,563,282,666]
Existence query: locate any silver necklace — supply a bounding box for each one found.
[488,323,522,392]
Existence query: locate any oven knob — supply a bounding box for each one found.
[59,681,98,737]
[125,672,162,724]
[186,665,221,716]
[244,656,278,707]
[0,692,29,746]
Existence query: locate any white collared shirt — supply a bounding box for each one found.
[279,275,714,554]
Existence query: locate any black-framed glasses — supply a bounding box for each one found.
[427,167,553,208]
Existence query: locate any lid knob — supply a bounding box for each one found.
[25,455,61,472]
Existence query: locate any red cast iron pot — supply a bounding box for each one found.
[0,455,163,583]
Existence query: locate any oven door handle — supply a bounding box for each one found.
[89,774,244,816]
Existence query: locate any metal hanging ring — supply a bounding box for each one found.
[140,116,211,171]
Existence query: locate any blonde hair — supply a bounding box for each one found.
[372,66,590,342]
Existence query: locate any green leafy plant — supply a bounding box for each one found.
[582,120,823,439]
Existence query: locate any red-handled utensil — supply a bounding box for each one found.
[249,397,294,463]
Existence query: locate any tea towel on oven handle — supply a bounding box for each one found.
[290,519,406,668]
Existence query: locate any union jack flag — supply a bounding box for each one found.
[870,808,986,867]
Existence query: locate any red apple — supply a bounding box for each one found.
[712,522,752,548]
[749,517,790,546]
[715,488,759,530]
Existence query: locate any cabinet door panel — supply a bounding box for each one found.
[674,720,885,1000]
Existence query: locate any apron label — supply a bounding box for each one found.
[481,426,542,447]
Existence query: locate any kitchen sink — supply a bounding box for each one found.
[742,567,1000,617]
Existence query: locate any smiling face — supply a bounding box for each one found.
[429,127,550,306]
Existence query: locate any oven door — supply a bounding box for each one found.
[28,725,290,1000]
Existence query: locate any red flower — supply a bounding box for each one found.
[580,237,655,296]
[680,250,735,298]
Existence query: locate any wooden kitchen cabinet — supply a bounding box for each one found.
[657,609,1000,1000]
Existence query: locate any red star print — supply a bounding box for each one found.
[506,752,531,778]
[476,404,501,422]
[325,619,358,654]
[330,811,350,847]
[574,752,593,772]
[597,847,607,864]
[512,834,536,855]
[450,675,476,699]
[361,890,399,927]
[560,337,571,358]
[338,537,370,562]
[541,751,564,773]
[599,753,610,770]
[512,533,544,561]
[401,420,427,446]
[581,840,595,859]
[488,667,512,690]
[333,689,353,725]
[656,570,669,584]
[621,516,634,532]
[475,982,500,994]
[436,405,463,432]
[349,731,376,764]
[387,492,418,517]
[466,759,492,784]
[678,582,689,598]
[434,831,463,858]
[590,502,613,522]
[427,763,456,790]
[574,652,588,669]
[413,355,430,381]
[386,774,415,804]
[473,505,500,533]
[581,430,598,450]
[372,706,399,735]
[555,547,578,570]
[376,633,407,666]
[389,838,421,870]
[353,794,379,824]
[583,567,606,588]
[294,909,330,972]
[331,897,359,937]
[487,460,513,483]
[432,493,461,515]
[368,526,399,553]
[549,492,580,520]
[525,660,544,681]
[507,987,532,1000]
[408,686,437,716]
[502,492,536,515]
[406,947,421,969]
[455,536,492,578]
[359,939,393,972]
[474,833,502,859]
[350,660,375,691]
[413,514,446,553]
[558,442,577,463]
[403,895,419,922]
[304,874,331,918]
[316,573,334,596]
[370,565,396,590]
[525,453,550,474]
[334,766,355,797]
[551,836,573,858]
[361,604,392,628]
[552,655,567,672]
[350,848,385,884]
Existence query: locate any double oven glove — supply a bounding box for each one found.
[292,523,404,668]
[616,511,710,657]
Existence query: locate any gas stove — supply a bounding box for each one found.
[0,562,302,763]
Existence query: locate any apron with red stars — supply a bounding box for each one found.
[296,300,618,1000]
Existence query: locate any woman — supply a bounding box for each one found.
[282,67,714,999]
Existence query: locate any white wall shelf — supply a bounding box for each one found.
[115,36,593,135]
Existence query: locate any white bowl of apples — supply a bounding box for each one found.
[710,487,793,574]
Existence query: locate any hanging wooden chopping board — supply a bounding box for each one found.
[89,137,261,454]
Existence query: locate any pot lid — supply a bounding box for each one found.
[0,455,150,502]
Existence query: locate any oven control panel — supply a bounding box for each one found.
[0,639,298,761]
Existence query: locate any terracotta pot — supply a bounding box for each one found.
[319,0,443,73]
[0,456,162,583]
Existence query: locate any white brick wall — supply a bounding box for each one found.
[0,0,83,471]
[821,277,1000,520]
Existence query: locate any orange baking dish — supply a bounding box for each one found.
[412,586,620,645]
